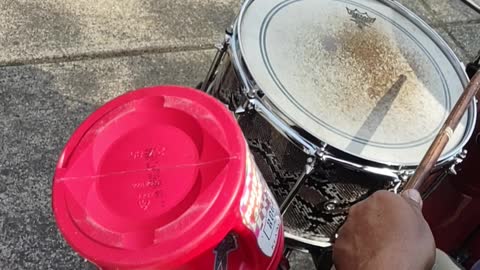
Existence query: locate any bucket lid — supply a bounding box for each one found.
[52,86,246,268]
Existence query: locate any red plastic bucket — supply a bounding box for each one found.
[52,86,284,269]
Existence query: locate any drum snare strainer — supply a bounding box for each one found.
[205,0,477,247]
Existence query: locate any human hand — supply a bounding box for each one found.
[333,189,436,270]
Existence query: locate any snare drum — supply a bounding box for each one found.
[203,0,477,248]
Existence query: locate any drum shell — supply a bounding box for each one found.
[52,86,284,270]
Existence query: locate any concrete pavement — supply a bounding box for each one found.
[0,0,478,269]
[0,50,216,270]
[0,0,237,65]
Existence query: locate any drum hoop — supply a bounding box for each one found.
[232,0,477,170]
[284,232,332,248]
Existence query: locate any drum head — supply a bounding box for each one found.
[238,0,473,165]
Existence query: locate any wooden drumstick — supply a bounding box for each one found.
[404,71,480,191]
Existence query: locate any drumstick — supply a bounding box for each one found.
[404,71,480,191]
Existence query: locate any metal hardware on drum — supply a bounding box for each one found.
[448,149,468,175]
[234,99,251,115]
[324,200,339,211]
[400,148,465,200]
[389,178,403,194]
[404,72,480,191]
[317,150,407,182]
[280,157,316,215]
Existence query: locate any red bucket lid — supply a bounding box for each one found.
[52,86,247,269]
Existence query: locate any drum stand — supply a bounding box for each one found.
[461,0,480,14]
[201,27,233,94]
[200,27,477,270]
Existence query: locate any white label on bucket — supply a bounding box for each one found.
[239,152,281,257]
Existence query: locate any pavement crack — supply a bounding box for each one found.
[0,44,215,67]
[440,19,480,27]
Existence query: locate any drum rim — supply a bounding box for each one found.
[284,232,332,248]
[232,0,477,169]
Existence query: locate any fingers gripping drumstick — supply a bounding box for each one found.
[404,71,480,191]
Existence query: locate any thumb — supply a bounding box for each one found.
[401,189,423,210]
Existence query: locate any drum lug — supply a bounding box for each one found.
[390,178,403,194]
[317,143,329,163]
[388,171,402,193]
[448,164,458,175]
[448,149,468,175]
[305,157,315,174]
[388,169,413,193]
[247,86,260,99]
[399,169,414,181]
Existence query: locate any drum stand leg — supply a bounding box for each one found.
[200,31,231,93]
[280,157,316,215]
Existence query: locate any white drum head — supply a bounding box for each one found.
[239,0,471,165]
